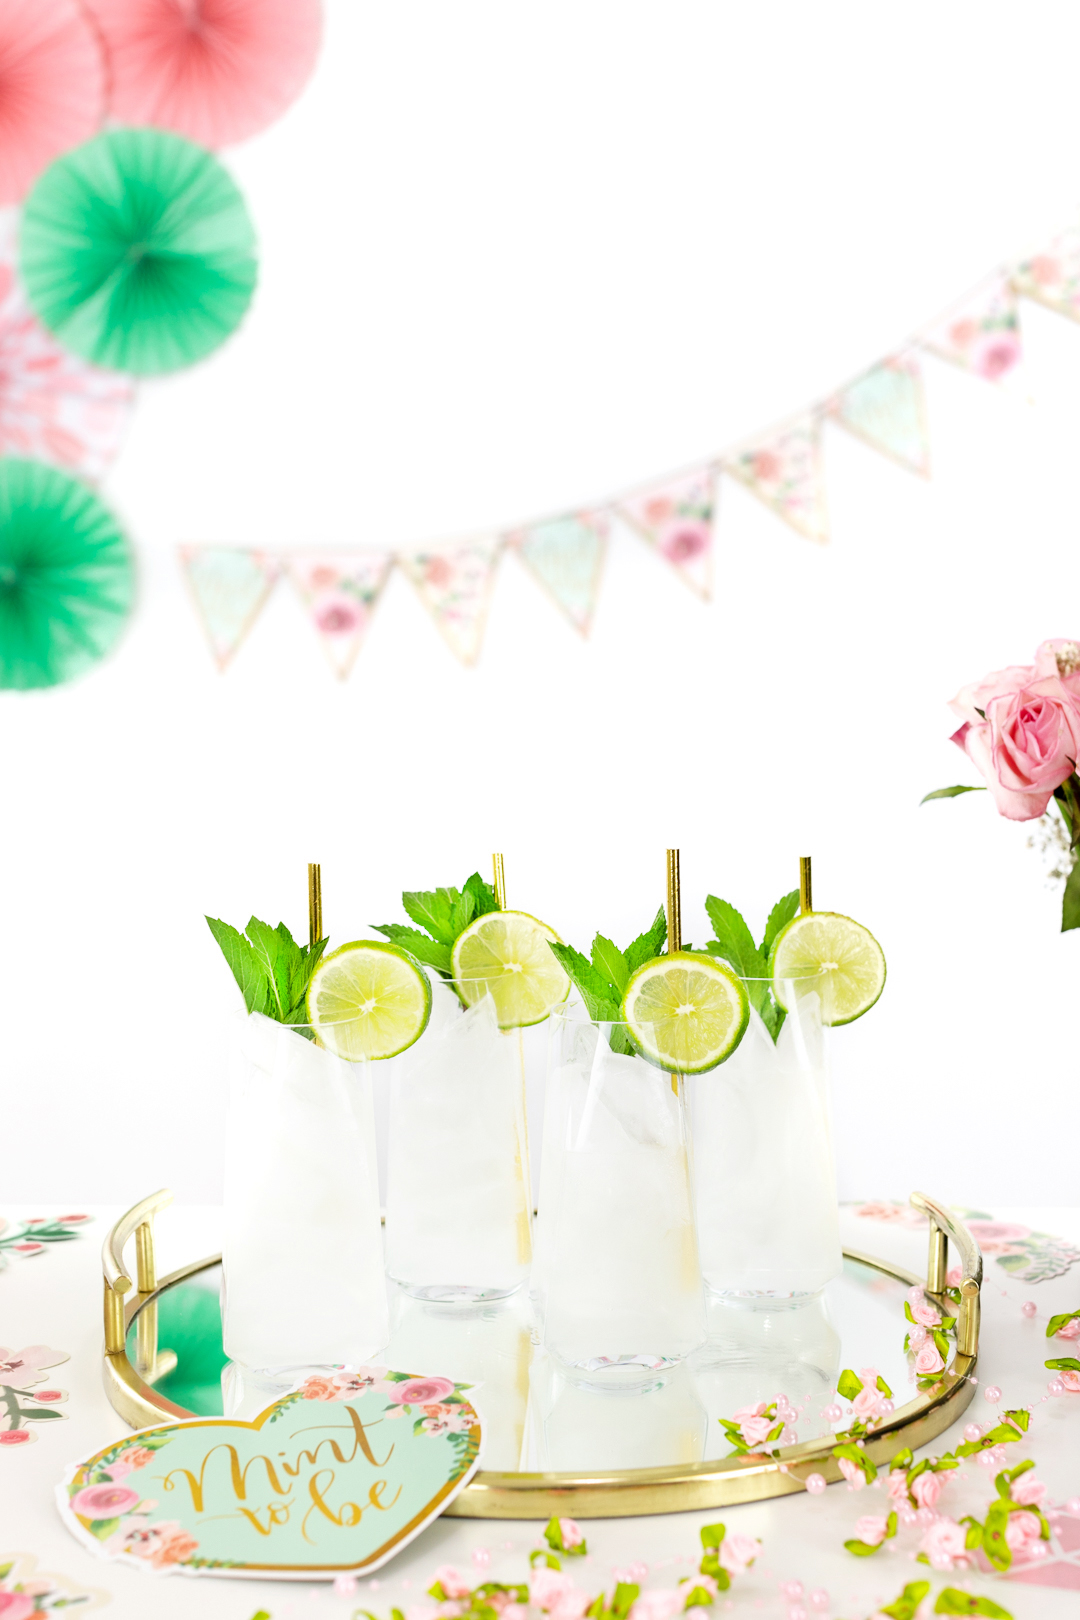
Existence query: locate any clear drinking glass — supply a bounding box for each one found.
[221,1011,389,1378]
[689,977,842,1298]
[384,972,532,1301]
[534,1010,706,1383]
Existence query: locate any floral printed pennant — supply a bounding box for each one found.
[920,276,1022,384]
[287,551,394,678]
[0,214,133,483]
[616,468,715,599]
[724,417,828,543]
[509,512,608,635]
[829,354,931,477]
[178,546,280,671]
[398,538,501,665]
[1012,227,1080,324]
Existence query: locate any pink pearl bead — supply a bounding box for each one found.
[975,1449,995,1467]
[963,1422,982,1441]
[880,1399,894,1414]
[789,1608,808,1620]
[334,1575,358,1597]
[809,1593,829,1613]
[805,1473,826,1495]
[1021,1300,1037,1318]
[1049,1379,1065,1396]
[823,1404,842,1423]
[780,1583,804,1600]
[1066,1497,1080,1514]
[983,1385,1002,1403]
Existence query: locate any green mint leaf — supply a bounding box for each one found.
[463,872,501,916]
[758,996,787,1043]
[1063,855,1080,932]
[402,887,460,945]
[287,935,327,1018]
[450,889,477,938]
[1046,1310,1080,1337]
[243,916,295,1020]
[205,916,272,1016]
[624,907,668,972]
[920,785,987,803]
[549,942,619,1010]
[761,889,799,955]
[837,1368,864,1401]
[705,895,765,980]
[591,934,630,999]
[371,924,452,976]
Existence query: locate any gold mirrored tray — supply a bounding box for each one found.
[100,1191,981,1518]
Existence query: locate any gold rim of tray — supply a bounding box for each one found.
[101,1189,981,1518]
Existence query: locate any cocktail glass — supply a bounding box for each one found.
[384,972,533,1301]
[221,1011,389,1383]
[534,1009,706,1383]
[689,977,841,1299]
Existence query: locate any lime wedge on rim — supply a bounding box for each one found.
[451,909,570,1029]
[306,940,432,1060]
[620,951,748,1074]
[769,911,885,1025]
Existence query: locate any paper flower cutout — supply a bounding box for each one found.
[84,0,322,149]
[0,0,105,205]
[0,457,134,689]
[20,127,257,375]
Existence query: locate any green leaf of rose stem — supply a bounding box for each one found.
[205,917,272,1016]
[761,889,799,955]
[372,923,453,976]
[402,887,460,944]
[919,785,987,803]
[837,1368,865,1400]
[934,1592,1013,1619]
[1062,851,1080,932]
[1046,1310,1080,1337]
[1045,1356,1080,1371]
[591,934,630,997]
[880,1582,930,1620]
[624,908,668,972]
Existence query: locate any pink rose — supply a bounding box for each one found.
[0,1430,31,1445]
[1004,1510,1045,1557]
[950,664,1080,821]
[0,1593,35,1620]
[148,1527,199,1568]
[388,1377,456,1406]
[70,1482,140,1519]
[316,602,360,635]
[1059,1369,1080,1392]
[662,524,708,562]
[717,1533,761,1574]
[751,449,782,483]
[642,496,674,526]
[32,1389,64,1402]
[738,1414,775,1446]
[628,1593,684,1620]
[852,1386,886,1421]
[919,1516,969,1570]
[58,1214,90,1224]
[886,1470,910,1505]
[434,1566,471,1599]
[121,1446,156,1469]
[853,1515,890,1546]
[300,1375,338,1401]
[972,330,1021,380]
[104,1459,134,1479]
[911,1471,945,1510]
[909,1298,942,1328]
[914,1342,945,1376]
[1012,1475,1046,1506]
[530,1569,575,1610]
[1056,1319,1080,1340]
[963,1221,1031,1247]
[838,1457,866,1490]
[558,1518,584,1548]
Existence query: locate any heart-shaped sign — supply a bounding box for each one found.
[58,1368,481,1578]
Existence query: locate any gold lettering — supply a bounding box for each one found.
[236,1500,292,1535]
[162,1444,291,1512]
[369,1478,402,1511]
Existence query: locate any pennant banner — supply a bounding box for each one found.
[919,276,1022,384]
[1012,227,1080,323]
[398,538,501,666]
[616,468,714,599]
[724,417,828,543]
[288,551,393,678]
[180,545,280,670]
[510,512,608,635]
[830,353,930,477]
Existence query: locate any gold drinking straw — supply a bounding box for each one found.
[666,848,681,952]
[799,855,812,915]
[308,862,323,946]
[492,852,507,910]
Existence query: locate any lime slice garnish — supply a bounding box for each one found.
[306,940,432,1060]
[451,910,570,1029]
[769,911,886,1025]
[620,951,748,1073]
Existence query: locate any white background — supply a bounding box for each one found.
[4,0,1080,1206]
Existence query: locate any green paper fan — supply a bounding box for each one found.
[0,458,134,690]
[20,127,257,376]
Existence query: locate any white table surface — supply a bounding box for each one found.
[3,1202,1080,1620]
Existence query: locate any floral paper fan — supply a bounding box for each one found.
[0,210,133,480]
[0,457,134,689]
[0,0,105,205]
[83,0,322,149]
[20,127,257,375]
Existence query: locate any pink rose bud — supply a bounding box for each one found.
[914,1342,944,1376]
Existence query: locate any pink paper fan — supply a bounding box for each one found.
[85,0,323,149]
[0,0,105,205]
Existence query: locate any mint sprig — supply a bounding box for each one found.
[704,888,798,1042]
[206,916,328,1039]
[372,872,500,978]
[548,908,667,1054]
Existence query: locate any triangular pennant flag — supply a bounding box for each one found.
[509,512,608,634]
[829,353,930,476]
[616,468,714,599]
[287,551,393,678]
[724,417,828,543]
[398,537,501,665]
[1012,227,1080,323]
[179,545,280,670]
[920,276,1022,384]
